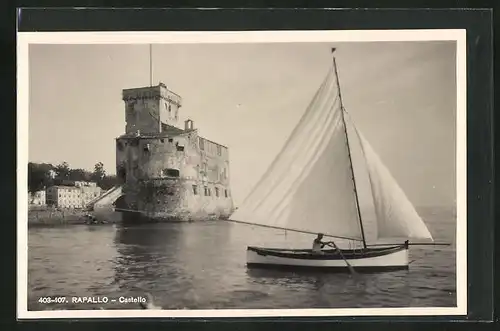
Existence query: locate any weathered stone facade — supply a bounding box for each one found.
[116,83,233,221]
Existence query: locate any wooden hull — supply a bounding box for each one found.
[247,244,409,272]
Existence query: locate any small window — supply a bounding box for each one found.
[160,139,164,143]
[204,186,208,196]
[143,143,150,152]
[199,138,205,151]
[217,146,222,156]
[176,145,185,152]
[225,189,228,198]
[168,138,173,143]
[215,188,219,197]
[164,168,180,177]
[208,189,211,196]
[192,185,198,195]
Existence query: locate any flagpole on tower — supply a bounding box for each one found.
[149,44,153,86]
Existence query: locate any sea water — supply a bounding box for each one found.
[27,206,456,310]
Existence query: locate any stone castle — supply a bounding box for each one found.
[115,83,234,221]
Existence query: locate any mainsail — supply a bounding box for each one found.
[230,65,364,241]
[352,125,434,241]
[230,54,434,244]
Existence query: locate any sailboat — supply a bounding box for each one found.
[228,48,442,272]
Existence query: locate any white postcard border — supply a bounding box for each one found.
[17,29,467,319]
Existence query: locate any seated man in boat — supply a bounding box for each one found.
[312,233,332,254]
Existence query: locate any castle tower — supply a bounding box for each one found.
[116,78,234,222]
[122,82,183,135]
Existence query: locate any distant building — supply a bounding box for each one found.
[46,181,102,209]
[46,186,82,209]
[115,82,234,221]
[28,190,46,206]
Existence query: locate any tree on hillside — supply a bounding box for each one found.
[91,162,120,190]
[99,175,118,191]
[92,162,106,182]
[54,162,71,179]
[28,162,54,192]
[68,168,92,182]
[28,161,119,192]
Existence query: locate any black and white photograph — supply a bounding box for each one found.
[17,30,466,318]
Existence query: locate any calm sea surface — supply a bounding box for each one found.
[28,207,456,311]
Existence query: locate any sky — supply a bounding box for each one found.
[28,41,457,207]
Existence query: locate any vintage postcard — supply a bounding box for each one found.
[17,29,466,319]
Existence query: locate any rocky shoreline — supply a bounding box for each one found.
[27,208,116,227]
[27,207,230,227]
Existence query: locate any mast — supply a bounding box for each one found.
[331,48,367,249]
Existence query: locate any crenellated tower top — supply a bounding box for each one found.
[122,83,183,135]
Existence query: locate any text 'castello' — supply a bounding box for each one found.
[115,82,234,221]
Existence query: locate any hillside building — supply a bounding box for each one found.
[46,181,102,209]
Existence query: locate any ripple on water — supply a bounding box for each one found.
[27,218,457,311]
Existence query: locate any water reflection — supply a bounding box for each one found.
[28,208,456,311]
[245,267,411,308]
[111,220,234,309]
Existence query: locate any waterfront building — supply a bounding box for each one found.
[28,190,46,206]
[115,82,234,221]
[46,181,102,209]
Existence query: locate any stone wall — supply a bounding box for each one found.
[116,130,233,221]
[122,84,182,135]
[117,83,233,221]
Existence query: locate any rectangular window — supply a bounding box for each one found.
[164,168,180,177]
[208,189,211,196]
[217,145,221,156]
[225,189,228,198]
[204,186,208,196]
[215,188,219,197]
[199,138,205,151]
[192,185,198,195]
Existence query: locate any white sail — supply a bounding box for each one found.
[353,127,434,241]
[230,65,363,241]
